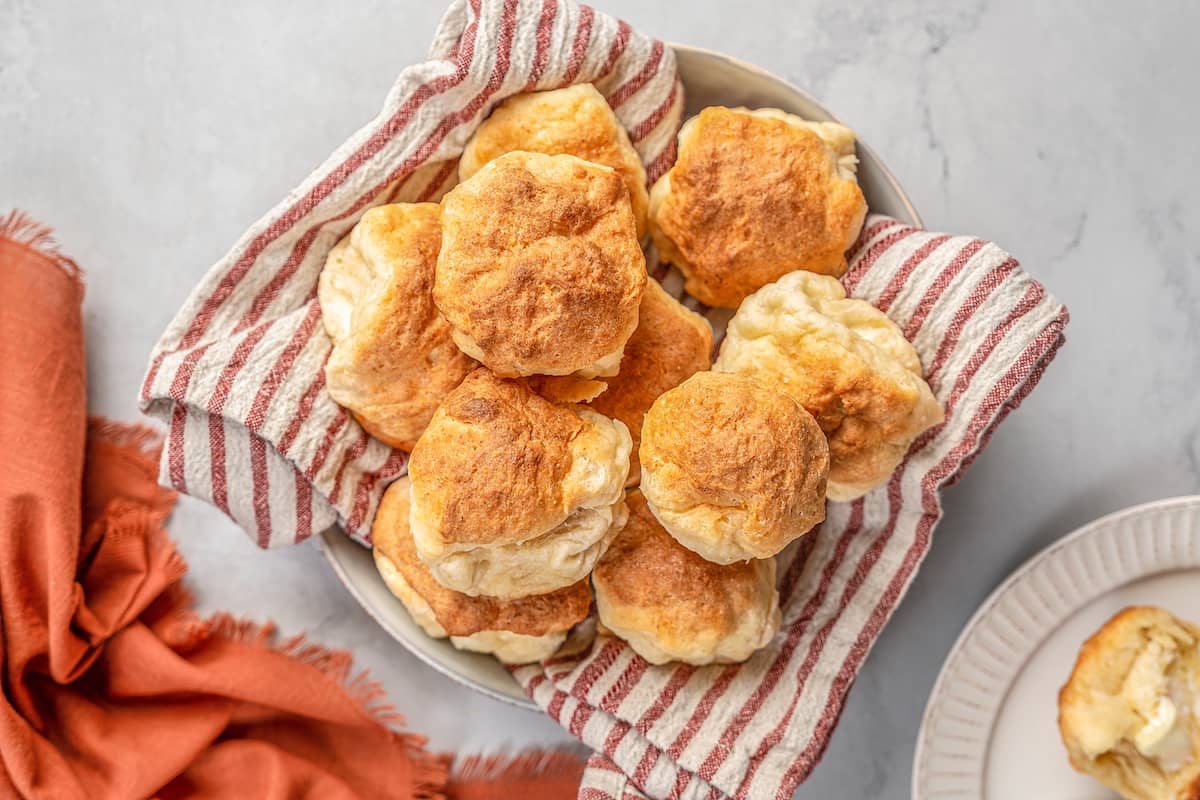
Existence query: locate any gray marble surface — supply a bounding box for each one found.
[3,0,1198,796]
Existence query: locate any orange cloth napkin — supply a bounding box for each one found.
[0,211,584,799]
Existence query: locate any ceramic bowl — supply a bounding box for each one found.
[319,43,921,709]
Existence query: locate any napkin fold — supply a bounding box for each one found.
[137,1,1069,797]
[0,212,587,799]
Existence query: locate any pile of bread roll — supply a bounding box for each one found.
[318,84,944,666]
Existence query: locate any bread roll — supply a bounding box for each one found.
[715,270,942,500]
[461,83,649,239]
[1059,606,1200,800]
[648,106,866,308]
[318,203,476,449]
[408,368,630,598]
[373,477,591,664]
[592,490,781,665]
[436,151,646,378]
[639,371,829,564]
[589,278,713,485]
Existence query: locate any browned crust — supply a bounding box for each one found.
[593,490,764,627]
[639,371,829,553]
[373,478,591,636]
[460,84,650,239]
[780,339,927,493]
[590,278,713,485]
[435,151,646,377]
[650,107,866,307]
[712,269,943,500]
[320,203,477,450]
[407,368,584,546]
[525,374,609,404]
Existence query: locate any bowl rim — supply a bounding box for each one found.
[319,520,538,708]
[319,41,924,712]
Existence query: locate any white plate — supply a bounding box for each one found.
[319,43,921,710]
[913,496,1200,799]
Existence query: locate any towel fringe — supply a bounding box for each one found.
[147,524,189,586]
[0,210,83,282]
[276,632,410,727]
[450,747,589,785]
[88,418,165,464]
[164,609,408,728]
[85,419,176,527]
[150,585,579,798]
[195,614,451,797]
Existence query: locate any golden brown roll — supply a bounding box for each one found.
[318,203,477,450]
[714,271,943,501]
[648,106,867,308]
[592,490,780,665]
[524,374,609,404]
[1059,606,1200,799]
[407,368,631,598]
[460,84,650,239]
[590,278,713,486]
[638,371,828,564]
[373,477,592,664]
[435,151,646,378]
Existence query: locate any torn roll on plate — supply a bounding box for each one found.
[1059,606,1200,800]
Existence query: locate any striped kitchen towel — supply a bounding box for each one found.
[139,0,1068,797]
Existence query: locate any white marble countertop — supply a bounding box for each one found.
[3,1,1198,796]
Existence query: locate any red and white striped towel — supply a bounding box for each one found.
[140,1,1068,797]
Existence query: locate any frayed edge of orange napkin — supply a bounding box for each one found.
[0,209,83,282]
[448,750,589,800]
